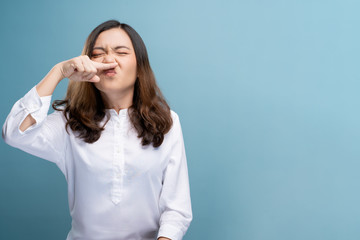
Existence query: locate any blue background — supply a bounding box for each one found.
[1,0,360,239]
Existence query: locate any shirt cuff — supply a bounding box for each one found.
[157,224,184,240]
[19,86,52,126]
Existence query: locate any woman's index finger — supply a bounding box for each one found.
[92,61,118,70]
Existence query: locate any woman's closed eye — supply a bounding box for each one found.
[92,53,104,58]
[92,52,127,57]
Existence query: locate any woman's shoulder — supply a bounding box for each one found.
[168,109,183,133]
[170,109,182,125]
[170,109,179,120]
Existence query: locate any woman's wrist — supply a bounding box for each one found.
[36,63,65,97]
[53,62,66,80]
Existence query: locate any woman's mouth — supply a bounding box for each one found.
[103,68,116,77]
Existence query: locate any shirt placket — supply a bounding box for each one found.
[111,113,126,204]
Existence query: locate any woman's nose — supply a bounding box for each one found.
[103,53,115,63]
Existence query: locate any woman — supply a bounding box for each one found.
[2,20,192,240]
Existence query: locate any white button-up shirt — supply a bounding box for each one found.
[2,86,193,240]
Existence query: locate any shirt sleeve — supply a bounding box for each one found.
[2,86,67,174]
[157,112,193,240]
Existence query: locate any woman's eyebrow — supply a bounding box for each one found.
[114,46,130,50]
[92,47,105,51]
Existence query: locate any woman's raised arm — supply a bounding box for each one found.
[19,56,118,132]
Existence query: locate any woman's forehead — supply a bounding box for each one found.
[94,28,132,48]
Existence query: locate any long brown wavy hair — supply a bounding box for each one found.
[53,20,172,147]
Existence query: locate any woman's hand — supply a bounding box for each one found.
[58,55,118,82]
[22,55,118,132]
[157,237,171,240]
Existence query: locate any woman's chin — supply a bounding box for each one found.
[95,83,131,94]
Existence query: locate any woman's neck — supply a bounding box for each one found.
[101,90,133,114]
